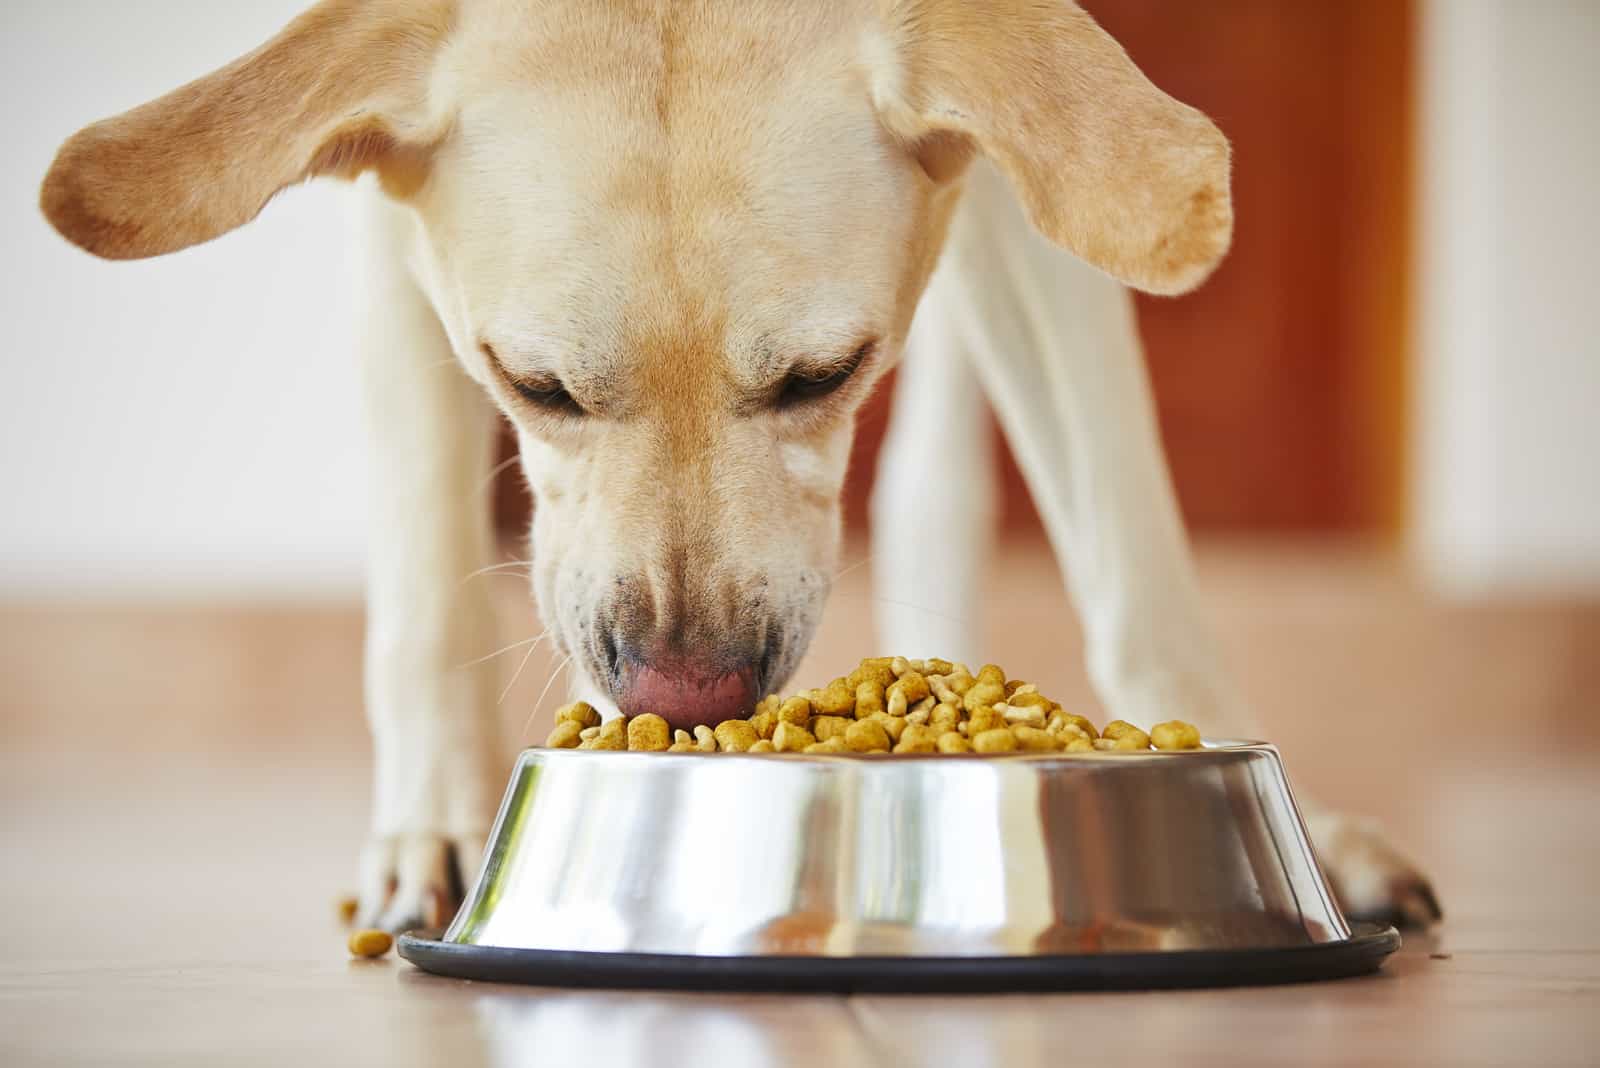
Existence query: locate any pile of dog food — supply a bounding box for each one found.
[543,656,1202,755]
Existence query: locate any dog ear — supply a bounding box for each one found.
[873,0,1233,295]
[40,0,453,260]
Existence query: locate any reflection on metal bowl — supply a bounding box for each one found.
[399,743,1400,991]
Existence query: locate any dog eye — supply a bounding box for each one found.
[776,341,874,408]
[512,377,585,416]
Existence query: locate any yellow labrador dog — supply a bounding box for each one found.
[41,0,1438,931]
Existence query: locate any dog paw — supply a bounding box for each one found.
[356,830,488,934]
[1308,812,1443,929]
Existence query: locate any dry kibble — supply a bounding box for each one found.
[714,719,759,753]
[972,728,1019,754]
[773,721,816,752]
[893,723,939,753]
[873,713,909,743]
[778,696,812,726]
[886,688,908,718]
[962,681,1006,715]
[1053,712,1099,740]
[545,720,584,749]
[1101,721,1151,749]
[750,709,778,740]
[967,706,1007,735]
[890,671,931,705]
[577,720,622,751]
[537,658,1207,762]
[627,713,671,752]
[1013,725,1061,752]
[845,718,891,753]
[1151,720,1202,750]
[814,680,856,716]
[555,701,601,729]
[1001,703,1047,728]
[1055,722,1092,745]
[348,929,393,959]
[848,657,896,690]
[813,715,852,742]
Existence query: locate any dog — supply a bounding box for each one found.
[40,0,1439,931]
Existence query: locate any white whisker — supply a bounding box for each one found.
[497,633,550,706]
[831,590,971,626]
[456,629,548,671]
[477,453,522,495]
[459,558,535,585]
[830,553,875,582]
[521,653,574,740]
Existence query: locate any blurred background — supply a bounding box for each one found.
[5,0,1594,747]
[2,2,1596,1063]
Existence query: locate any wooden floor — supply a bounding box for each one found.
[3,540,1597,1066]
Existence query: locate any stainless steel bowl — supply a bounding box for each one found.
[400,743,1399,991]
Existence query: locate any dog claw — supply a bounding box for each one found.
[1310,812,1444,929]
[356,831,485,934]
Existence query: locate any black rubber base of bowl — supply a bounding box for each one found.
[397,923,1399,994]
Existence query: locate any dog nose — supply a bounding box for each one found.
[614,653,760,731]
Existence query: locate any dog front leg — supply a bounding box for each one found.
[870,297,997,667]
[938,163,1440,926]
[354,187,502,930]
[936,164,1248,734]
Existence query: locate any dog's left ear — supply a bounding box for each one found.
[872,0,1233,295]
[40,0,454,261]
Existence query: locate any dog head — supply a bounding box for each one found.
[41,0,1230,727]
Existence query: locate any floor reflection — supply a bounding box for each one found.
[465,985,880,1068]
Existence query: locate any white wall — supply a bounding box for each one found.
[1413,0,1600,595]
[0,1,368,598]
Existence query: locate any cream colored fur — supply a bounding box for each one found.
[39,0,1437,930]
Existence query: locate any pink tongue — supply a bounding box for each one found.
[621,665,756,730]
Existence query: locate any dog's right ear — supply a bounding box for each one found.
[41,0,454,260]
